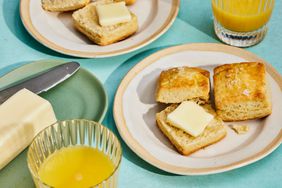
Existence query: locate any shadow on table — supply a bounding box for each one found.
[103,46,179,176]
[178,0,217,40]
[2,0,70,58]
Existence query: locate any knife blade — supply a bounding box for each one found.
[0,61,80,104]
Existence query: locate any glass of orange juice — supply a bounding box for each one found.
[27,119,122,188]
[212,0,275,47]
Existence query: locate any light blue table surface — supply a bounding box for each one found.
[0,0,281,187]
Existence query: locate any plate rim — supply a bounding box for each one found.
[113,43,282,175]
[0,59,108,123]
[19,0,180,58]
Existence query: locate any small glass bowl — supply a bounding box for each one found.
[27,119,122,188]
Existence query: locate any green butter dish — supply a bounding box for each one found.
[0,59,108,187]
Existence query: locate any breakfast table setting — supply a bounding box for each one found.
[0,0,281,187]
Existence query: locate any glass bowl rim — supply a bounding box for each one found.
[27,119,122,188]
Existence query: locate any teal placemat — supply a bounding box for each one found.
[103,47,282,188]
[178,0,282,73]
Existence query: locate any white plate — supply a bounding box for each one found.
[20,0,179,58]
[114,43,282,175]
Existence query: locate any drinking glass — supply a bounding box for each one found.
[212,0,275,47]
[27,119,122,188]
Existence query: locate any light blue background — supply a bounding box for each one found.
[0,0,281,187]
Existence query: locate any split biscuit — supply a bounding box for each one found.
[156,104,226,155]
[213,62,272,121]
[156,67,210,104]
[42,0,90,12]
[72,0,138,46]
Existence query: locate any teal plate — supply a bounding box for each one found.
[0,60,108,187]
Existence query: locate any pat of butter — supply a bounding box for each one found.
[167,101,214,137]
[96,2,131,26]
[0,89,57,170]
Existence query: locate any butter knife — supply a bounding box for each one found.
[0,62,80,104]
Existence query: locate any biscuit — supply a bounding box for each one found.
[213,62,272,121]
[72,1,138,46]
[155,67,210,104]
[114,0,136,5]
[42,0,90,12]
[156,104,226,155]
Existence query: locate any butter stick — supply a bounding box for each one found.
[0,89,57,169]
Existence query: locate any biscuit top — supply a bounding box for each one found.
[159,67,210,90]
[42,0,90,11]
[213,62,267,107]
[155,66,210,103]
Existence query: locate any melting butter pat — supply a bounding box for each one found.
[167,101,214,137]
[0,89,57,170]
[96,2,131,26]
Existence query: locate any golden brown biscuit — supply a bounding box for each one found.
[114,0,136,5]
[72,1,138,46]
[156,104,226,155]
[213,62,272,121]
[155,67,210,104]
[42,0,90,12]
[230,124,249,134]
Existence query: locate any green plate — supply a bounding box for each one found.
[0,60,108,187]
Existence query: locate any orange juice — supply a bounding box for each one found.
[38,146,115,188]
[212,0,274,32]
